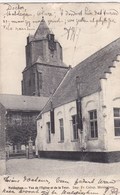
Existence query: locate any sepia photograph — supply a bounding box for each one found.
[0,2,120,194]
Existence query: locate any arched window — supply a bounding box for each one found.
[86,100,98,139]
[69,107,78,141]
[57,111,64,142]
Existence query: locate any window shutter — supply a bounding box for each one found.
[50,100,55,133]
[76,76,83,131]
[50,110,55,134]
[76,99,83,131]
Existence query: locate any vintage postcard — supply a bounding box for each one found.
[0,2,120,195]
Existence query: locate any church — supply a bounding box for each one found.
[0,16,120,163]
[0,17,69,156]
[22,16,69,97]
[36,36,120,163]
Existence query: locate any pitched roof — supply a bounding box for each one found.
[34,17,51,39]
[42,37,120,114]
[0,94,49,112]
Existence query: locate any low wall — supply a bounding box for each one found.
[38,151,120,163]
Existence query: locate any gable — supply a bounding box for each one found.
[42,37,120,113]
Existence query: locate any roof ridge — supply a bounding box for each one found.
[0,94,49,111]
[0,93,21,96]
[52,67,71,98]
[0,93,49,99]
[39,37,120,114]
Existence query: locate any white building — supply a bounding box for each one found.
[36,38,120,162]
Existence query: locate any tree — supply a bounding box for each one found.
[6,113,37,150]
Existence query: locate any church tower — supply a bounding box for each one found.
[22,17,69,97]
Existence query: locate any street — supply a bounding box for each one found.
[0,158,120,195]
[6,157,120,177]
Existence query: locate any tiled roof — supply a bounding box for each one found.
[0,94,49,111]
[42,37,120,114]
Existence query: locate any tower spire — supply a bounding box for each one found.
[34,17,51,39]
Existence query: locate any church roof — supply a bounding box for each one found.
[0,94,49,112]
[41,37,120,114]
[34,17,51,39]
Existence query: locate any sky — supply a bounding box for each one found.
[0,2,120,95]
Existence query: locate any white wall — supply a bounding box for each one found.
[37,101,80,151]
[36,90,106,152]
[82,92,105,151]
[101,59,120,151]
[36,59,120,153]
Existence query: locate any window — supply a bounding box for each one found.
[28,79,31,87]
[39,72,42,89]
[37,72,43,95]
[32,73,36,95]
[33,73,35,85]
[46,122,51,143]
[59,118,64,142]
[48,34,54,41]
[89,110,98,138]
[114,108,120,136]
[72,115,78,140]
[48,34,56,51]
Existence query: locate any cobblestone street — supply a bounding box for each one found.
[6,158,120,177]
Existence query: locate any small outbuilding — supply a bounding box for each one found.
[0,94,48,155]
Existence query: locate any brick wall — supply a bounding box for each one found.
[22,67,36,96]
[36,64,68,97]
[22,64,68,97]
[23,30,68,97]
[26,40,44,67]
[26,38,63,67]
